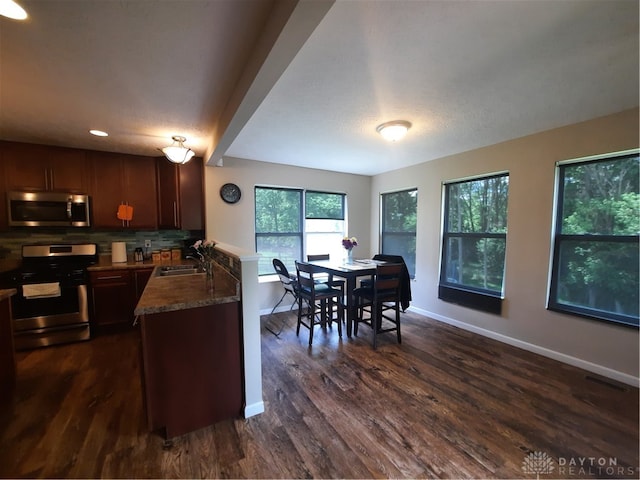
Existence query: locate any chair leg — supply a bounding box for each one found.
[308,301,315,345]
[396,301,401,344]
[269,290,287,315]
[354,296,362,336]
[336,298,343,338]
[296,299,302,337]
[372,301,379,350]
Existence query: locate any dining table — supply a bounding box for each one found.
[306,258,389,337]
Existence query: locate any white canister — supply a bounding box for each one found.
[111,242,127,263]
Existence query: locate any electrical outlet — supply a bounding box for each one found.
[144,239,151,248]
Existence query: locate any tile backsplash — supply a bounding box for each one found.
[0,229,204,260]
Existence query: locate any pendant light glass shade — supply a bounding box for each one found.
[161,136,194,164]
[376,120,412,142]
[0,0,28,20]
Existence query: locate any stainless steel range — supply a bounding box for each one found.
[3,243,98,350]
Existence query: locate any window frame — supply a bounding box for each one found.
[255,186,347,276]
[547,150,639,328]
[439,172,509,314]
[255,186,303,276]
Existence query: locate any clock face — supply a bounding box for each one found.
[220,183,241,204]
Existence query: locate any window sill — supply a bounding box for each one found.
[547,303,639,329]
[438,284,503,315]
[259,274,280,284]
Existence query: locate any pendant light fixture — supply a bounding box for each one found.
[0,0,28,20]
[376,120,412,142]
[160,135,194,164]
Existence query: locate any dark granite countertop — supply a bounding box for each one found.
[0,289,17,301]
[134,263,240,316]
[87,255,169,271]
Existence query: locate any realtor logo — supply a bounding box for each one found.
[522,451,555,479]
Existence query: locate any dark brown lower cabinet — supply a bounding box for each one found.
[89,267,154,334]
[0,295,16,401]
[139,301,243,439]
[89,270,134,332]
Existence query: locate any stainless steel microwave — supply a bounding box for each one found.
[7,191,91,227]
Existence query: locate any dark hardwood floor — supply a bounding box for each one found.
[1,310,638,478]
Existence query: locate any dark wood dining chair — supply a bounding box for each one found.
[353,263,402,349]
[295,261,343,345]
[307,254,345,321]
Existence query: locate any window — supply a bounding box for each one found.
[255,187,303,276]
[305,191,346,262]
[255,187,346,276]
[381,189,417,277]
[439,173,509,313]
[548,152,639,328]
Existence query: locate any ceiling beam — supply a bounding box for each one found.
[205,0,335,167]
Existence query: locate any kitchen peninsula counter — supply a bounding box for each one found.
[134,261,243,439]
[134,264,240,316]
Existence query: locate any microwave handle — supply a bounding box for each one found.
[67,197,72,219]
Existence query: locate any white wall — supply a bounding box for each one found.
[203,156,371,313]
[370,108,639,384]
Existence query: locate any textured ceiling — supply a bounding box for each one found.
[227,0,640,175]
[0,0,278,158]
[1,0,638,177]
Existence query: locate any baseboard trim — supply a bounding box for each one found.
[407,306,639,388]
[244,401,265,418]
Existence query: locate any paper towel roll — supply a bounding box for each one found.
[112,242,127,263]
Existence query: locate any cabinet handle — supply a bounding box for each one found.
[44,169,49,190]
[173,201,178,227]
[48,168,54,190]
[96,275,124,280]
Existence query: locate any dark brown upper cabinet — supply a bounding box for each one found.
[156,157,204,231]
[88,151,158,229]
[2,141,89,193]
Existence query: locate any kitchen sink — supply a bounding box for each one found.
[157,265,199,276]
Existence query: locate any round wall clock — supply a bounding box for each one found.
[220,183,241,204]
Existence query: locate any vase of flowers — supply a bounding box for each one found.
[191,240,217,287]
[342,236,358,263]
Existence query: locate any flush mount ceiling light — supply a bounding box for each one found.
[160,135,194,164]
[376,120,412,142]
[0,0,28,19]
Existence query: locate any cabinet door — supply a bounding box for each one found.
[88,151,125,228]
[156,159,180,229]
[48,146,88,193]
[2,142,88,193]
[156,157,204,230]
[179,158,204,231]
[0,297,16,399]
[90,270,134,329]
[2,142,50,191]
[0,156,7,229]
[123,156,158,229]
[133,267,154,301]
